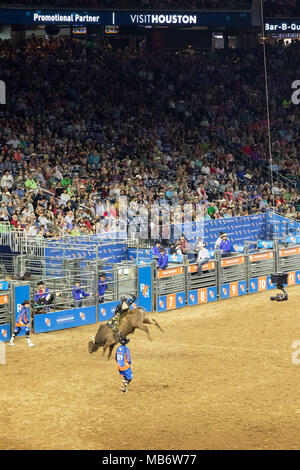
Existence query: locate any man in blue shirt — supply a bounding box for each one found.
[157,247,168,270]
[219,233,232,258]
[115,338,132,394]
[72,280,90,308]
[152,240,161,258]
[98,272,108,304]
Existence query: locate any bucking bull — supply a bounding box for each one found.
[88,307,164,358]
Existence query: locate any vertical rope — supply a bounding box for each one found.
[260,0,275,207]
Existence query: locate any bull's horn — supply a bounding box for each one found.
[91,335,95,343]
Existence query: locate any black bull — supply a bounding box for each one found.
[88,307,164,358]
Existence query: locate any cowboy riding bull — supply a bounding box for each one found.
[88,305,164,359]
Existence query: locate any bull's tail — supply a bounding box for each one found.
[151,318,164,333]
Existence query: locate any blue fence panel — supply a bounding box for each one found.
[98,300,119,321]
[34,306,97,333]
[0,324,10,342]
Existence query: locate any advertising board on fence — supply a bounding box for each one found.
[34,305,96,333]
[98,300,119,322]
[138,265,152,312]
[0,324,10,342]
[157,291,186,312]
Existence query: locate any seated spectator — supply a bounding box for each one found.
[196,242,210,275]
[214,231,225,251]
[174,235,190,255]
[152,240,161,257]
[157,247,168,270]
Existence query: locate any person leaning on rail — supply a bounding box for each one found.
[157,247,169,270]
[219,233,232,258]
[98,272,108,304]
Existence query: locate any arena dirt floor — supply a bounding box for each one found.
[1,286,300,450]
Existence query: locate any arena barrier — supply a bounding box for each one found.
[150,243,300,312]
[1,240,300,339]
[278,245,300,287]
[187,260,218,306]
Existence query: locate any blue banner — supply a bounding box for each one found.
[266,212,300,239]
[44,241,127,276]
[34,306,96,333]
[14,284,30,337]
[203,214,267,250]
[0,281,9,291]
[138,265,153,312]
[176,292,186,308]
[98,300,119,322]
[171,213,266,250]
[0,324,10,342]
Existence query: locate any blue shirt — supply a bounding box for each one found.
[98,279,108,296]
[219,239,232,253]
[158,253,168,269]
[152,245,161,256]
[16,306,29,326]
[115,345,132,371]
[72,286,90,300]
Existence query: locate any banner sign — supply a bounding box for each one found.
[248,275,275,294]
[188,286,217,306]
[138,265,152,312]
[279,247,300,257]
[0,8,251,26]
[188,262,215,273]
[98,300,119,322]
[115,11,250,26]
[157,291,186,312]
[202,214,267,250]
[265,20,300,32]
[0,281,9,291]
[44,241,127,276]
[220,281,247,299]
[34,305,96,333]
[266,211,300,239]
[249,251,274,262]
[0,324,10,342]
[14,284,30,337]
[157,266,184,278]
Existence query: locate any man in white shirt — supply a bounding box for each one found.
[60,189,70,205]
[0,171,14,190]
[197,242,210,275]
[6,134,20,149]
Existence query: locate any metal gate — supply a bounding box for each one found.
[218,253,247,299]
[278,245,300,287]
[154,261,187,312]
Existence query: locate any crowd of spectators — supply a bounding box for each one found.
[1,0,253,10]
[0,33,299,240]
[264,0,300,17]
